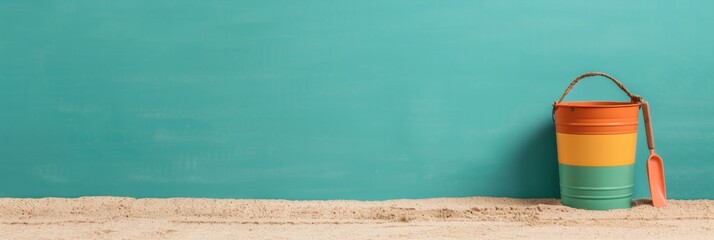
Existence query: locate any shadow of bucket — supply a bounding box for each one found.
[552,72,642,210]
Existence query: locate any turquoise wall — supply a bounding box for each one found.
[1,1,713,199]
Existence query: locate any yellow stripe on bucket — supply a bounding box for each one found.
[556,133,637,167]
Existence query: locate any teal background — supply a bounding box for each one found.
[1,1,713,199]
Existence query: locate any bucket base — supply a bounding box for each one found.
[558,164,634,211]
[561,196,632,210]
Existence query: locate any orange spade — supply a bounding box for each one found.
[642,101,667,207]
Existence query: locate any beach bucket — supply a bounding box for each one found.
[552,72,643,210]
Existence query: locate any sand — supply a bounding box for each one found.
[0,197,712,239]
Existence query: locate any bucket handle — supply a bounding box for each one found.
[552,72,642,121]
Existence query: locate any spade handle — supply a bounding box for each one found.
[642,101,655,150]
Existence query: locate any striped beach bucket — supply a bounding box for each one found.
[553,72,643,210]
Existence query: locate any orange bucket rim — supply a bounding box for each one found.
[554,101,641,108]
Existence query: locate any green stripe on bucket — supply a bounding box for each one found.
[558,164,634,210]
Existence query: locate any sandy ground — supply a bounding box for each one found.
[0,197,712,239]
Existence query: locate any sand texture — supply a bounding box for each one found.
[0,197,712,239]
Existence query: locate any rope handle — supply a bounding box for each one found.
[555,72,642,104]
[552,72,643,120]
